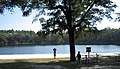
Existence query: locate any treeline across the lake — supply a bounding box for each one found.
[0,28,120,46]
[76,28,120,45]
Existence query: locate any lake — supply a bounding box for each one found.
[0,45,120,55]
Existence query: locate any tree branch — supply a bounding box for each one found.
[48,0,53,8]
[63,0,68,10]
[50,4,67,17]
[73,0,96,29]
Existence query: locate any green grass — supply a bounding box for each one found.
[0,56,120,69]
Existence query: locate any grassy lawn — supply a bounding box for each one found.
[0,56,120,69]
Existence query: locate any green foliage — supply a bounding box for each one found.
[0,0,117,33]
[77,28,120,45]
[0,28,120,46]
[0,0,117,61]
[115,13,120,21]
[0,30,36,46]
[0,29,67,46]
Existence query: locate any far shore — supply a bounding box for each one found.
[0,44,120,47]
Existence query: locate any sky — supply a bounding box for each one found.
[0,0,120,33]
[96,0,120,30]
[0,8,42,33]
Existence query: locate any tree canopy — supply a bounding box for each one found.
[0,0,117,61]
[0,0,117,30]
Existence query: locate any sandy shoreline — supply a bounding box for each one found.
[0,53,119,60]
[0,54,70,59]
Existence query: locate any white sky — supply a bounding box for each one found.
[96,0,120,30]
[0,0,120,33]
[0,8,42,33]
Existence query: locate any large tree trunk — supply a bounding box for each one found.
[68,28,76,61]
[66,4,76,61]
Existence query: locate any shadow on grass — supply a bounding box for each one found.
[0,57,120,69]
[0,61,94,69]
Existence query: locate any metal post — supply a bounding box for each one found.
[88,52,90,58]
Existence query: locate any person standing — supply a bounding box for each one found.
[53,48,57,59]
[77,51,81,64]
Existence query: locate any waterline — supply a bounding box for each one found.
[0,52,119,60]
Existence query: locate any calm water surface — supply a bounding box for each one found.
[0,45,120,54]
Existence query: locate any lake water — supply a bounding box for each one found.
[0,45,120,55]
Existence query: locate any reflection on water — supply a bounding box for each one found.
[0,45,120,54]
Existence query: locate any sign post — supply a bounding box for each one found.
[86,46,91,58]
[86,46,91,63]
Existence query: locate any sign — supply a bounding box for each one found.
[86,47,91,52]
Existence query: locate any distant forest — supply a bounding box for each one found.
[0,28,120,46]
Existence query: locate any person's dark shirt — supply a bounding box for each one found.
[53,48,56,53]
[77,53,81,59]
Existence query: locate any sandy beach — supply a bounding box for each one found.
[0,52,119,60]
[0,54,70,59]
[0,53,120,69]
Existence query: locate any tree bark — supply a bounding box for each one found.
[68,28,76,61]
[66,2,76,61]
